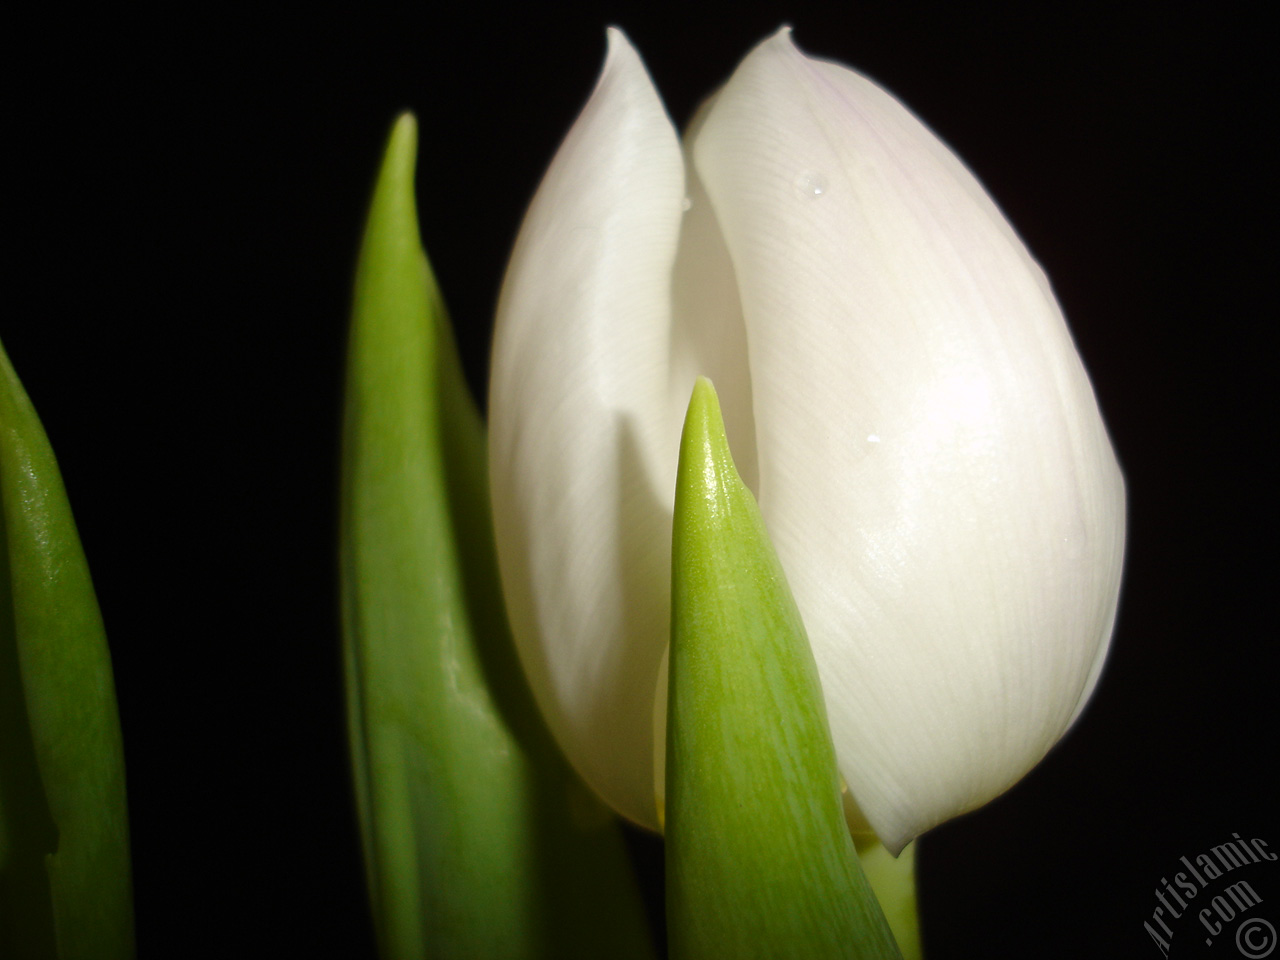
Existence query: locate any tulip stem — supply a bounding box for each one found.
[854,838,921,960]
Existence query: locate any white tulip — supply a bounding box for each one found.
[488,27,1125,854]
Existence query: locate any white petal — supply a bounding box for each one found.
[488,29,684,829]
[667,93,757,492]
[693,30,1125,852]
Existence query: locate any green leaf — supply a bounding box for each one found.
[0,338,134,959]
[341,114,654,960]
[665,378,902,960]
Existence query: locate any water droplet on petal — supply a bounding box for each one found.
[681,196,693,212]
[795,171,827,198]
[866,433,881,444]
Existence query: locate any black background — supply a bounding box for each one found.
[8,3,1273,957]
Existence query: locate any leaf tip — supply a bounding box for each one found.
[678,375,738,488]
[380,111,418,189]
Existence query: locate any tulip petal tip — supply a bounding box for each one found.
[603,24,638,63]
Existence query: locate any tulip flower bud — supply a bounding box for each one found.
[489,28,1125,853]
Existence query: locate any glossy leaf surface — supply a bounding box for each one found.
[0,338,133,959]
[665,378,900,960]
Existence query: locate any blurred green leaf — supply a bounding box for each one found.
[665,377,901,960]
[341,114,655,960]
[0,338,134,959]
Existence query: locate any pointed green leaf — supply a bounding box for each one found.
[665,378,902,960]
[341,114,654,960]
[0,338,134,959]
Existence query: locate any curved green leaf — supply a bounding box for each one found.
[0,338,134,959]
[341,114,654,960]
